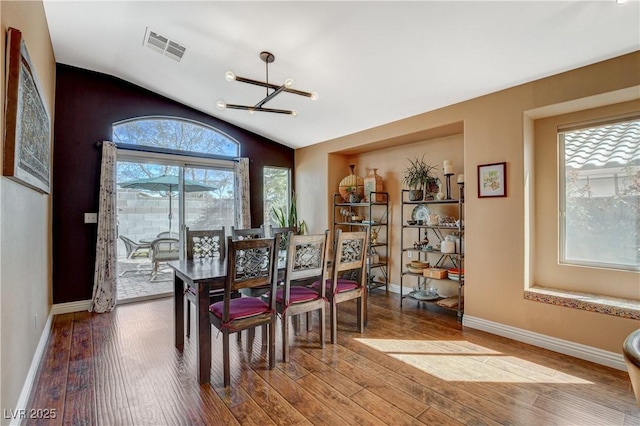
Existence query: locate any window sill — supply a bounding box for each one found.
[525,286,640,320]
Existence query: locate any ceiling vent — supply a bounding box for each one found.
[144,28,187,62]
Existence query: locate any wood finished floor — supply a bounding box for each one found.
[27,292,639,426]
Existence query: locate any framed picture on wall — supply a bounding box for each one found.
[3,27,51,194]
[477,162,506,198]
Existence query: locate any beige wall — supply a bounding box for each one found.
[0,1,55,417]
[296,52,640,355]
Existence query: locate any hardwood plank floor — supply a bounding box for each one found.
[26,292,639,425]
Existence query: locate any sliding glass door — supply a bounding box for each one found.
[116,154,236,302]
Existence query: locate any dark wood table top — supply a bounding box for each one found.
[168,258,226,284]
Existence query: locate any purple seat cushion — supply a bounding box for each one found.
[210,297,270,321]
[273,286,320,304]
[311,278,358,293]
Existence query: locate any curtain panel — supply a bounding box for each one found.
[234,157,250,228]
[90,141,118,313]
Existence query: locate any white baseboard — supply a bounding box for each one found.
[10,299,92,425]
[10,312,53,426]
[51,299,92,315]
[385,283,625,371]
[463,315,626,371]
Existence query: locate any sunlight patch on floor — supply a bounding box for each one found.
[354,338,593,384]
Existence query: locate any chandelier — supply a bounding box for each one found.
[216,51,318,116]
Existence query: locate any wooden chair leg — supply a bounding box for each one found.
[247,328,256,350]
[282,312,290,362]
[223,330,230,387]
[261,324,268,347]
[319,305,325,348]
[330,300,338,345]
[269,317,276,369]
[306,311,312,331]
[292,316,300,333]
[237,330,242,342]
[186,301,191,338]
[357,296,364,333]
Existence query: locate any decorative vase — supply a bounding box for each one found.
[364,168,384,202]
[339,164,364,202]
[408,189,423,201]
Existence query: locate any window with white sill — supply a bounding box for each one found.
[559,118,640,272]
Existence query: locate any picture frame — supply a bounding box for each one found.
[477,162,506,198]
[3,27,51,194]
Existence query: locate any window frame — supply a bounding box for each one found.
[558,117,640,272]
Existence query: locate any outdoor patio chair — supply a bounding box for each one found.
[119,235,151,259]
[150,237,179,281]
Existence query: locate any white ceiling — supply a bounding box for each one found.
[42,1,640,149]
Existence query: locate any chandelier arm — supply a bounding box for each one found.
[234,75,281,91]
[225,104,294,115]
[283,87,315,98]
[254,85,286,108]
[234,75,313,98]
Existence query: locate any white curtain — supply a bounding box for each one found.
[234,157,251,228]
[90,141,118,313]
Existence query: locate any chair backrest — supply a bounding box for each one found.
[267,225,296,251]
[157,231,179,239]
[329,229,368,290]
[119,235,138,257]
[230,226,265,240]
[282,231,330,303]
[150,238,180,261]
[265,225,296,238]
[221,236,280,322]
[185,227,226,260]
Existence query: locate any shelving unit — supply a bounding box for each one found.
[399,186,465,321]
[332,192,389,293]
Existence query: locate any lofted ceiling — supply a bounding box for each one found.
[42,1,640,149]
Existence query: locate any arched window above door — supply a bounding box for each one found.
[112,116,239,157]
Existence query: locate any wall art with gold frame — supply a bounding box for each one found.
[3,27,51,194]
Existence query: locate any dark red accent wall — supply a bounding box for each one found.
[53,64,294,304]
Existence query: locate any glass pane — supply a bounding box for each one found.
[184,166,235,233]
[561,119,640,270]
[263,167,291,227]
[113,117,239,157]
[117,161,181,244]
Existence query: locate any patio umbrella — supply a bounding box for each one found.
[119,174,218,232]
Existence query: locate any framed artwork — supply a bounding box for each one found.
[3,27,51,194]
[477,162,506,198]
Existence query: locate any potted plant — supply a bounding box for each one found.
[270,192,307,236]
[402,155,439,201]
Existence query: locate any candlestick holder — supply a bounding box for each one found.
[444,173,453,199]
[457,181,464,202]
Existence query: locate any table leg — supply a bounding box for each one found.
[197,281,211,384]
[174,273,185,351]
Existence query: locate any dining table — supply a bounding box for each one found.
[169,257,226,384]
[169,255,288,384]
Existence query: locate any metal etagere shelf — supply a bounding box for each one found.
[399,186,465,321]
[332,192,389,293]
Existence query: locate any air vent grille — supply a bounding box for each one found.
[144,28,187,62]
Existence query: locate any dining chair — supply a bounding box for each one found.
[150,237,180,281]
[269,230,329,362]
[230,226,265,240]
[184,227,228,337]
[208,235,279,387]
[312,229,368,344]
